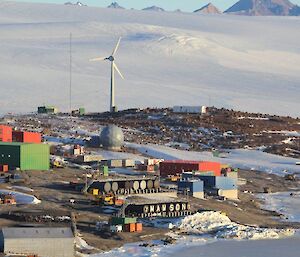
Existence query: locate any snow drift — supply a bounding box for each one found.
[0,2,299,116]
[0,189,40,204]
[179,211,294,240]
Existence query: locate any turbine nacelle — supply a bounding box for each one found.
[105,56,115,62]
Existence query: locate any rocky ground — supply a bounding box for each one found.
[86,107,300,158]
[0,168,299,253]
[4,107,298,158]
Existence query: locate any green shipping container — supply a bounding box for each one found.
[79,107,85,116]
[0,142,50,171]
[100,165,109,176]
[110,217,137,225]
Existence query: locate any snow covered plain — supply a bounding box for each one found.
[0,1,299,116]
[128,143,300,175]
[258,192,300,222]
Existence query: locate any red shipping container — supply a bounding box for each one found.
[135,223,143,232]
[0,164,9,172]
[159,160,200,177]
[160,160,221,177]
[124,223,136,233]
[12,131,41,143]
[0,125,12,142]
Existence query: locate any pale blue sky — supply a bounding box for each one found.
[11,0,300,12]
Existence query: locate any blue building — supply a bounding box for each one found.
[178,179,204,199]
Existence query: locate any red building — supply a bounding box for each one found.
[0,125,12,142]
[12,131,41,143]
[159,160,221,177]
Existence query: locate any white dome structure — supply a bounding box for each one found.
[100,125,124,150]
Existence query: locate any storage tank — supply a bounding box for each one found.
[100,125,124,151]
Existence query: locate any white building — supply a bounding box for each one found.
[0,227,74,257]
[173,106,207,114]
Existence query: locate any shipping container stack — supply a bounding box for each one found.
[0,125,49,171]
[12,131,42,143]
[109,217,142,233]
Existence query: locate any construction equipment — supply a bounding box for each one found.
[167,174,181,182]
[92,193,124,207]
[51,160,64,168]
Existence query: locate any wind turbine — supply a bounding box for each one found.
[90,37,124,113]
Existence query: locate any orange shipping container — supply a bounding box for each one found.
[0,125,12,142]
[124,223,136,233]
[0,165,9,172]
[135,223,143,232]
[12,131,41,143]
[199,162,222,176]
[114,199,124,206]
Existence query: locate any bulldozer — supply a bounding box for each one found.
[92,193,124,207]
[51,159,64,169]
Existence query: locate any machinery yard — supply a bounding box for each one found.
[0,107,299,256]
[0,167,299,254]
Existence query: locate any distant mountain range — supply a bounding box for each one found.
[142,6,165,12]
[225,0,300,16]
[107,2,125,9]
[71,1,300,16]
[194,3,221,14]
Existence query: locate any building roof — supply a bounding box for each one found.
[161,160,201,164]
[2,227,74,239]
[0,142,23,146]
[161,160,220,165]
[0,142,46,146]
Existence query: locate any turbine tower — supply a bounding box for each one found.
[90,37,124,113]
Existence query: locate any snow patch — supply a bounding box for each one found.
[0,189,40,204]
[129,143,300,175]
[179,212,294,240]
[258,192,300,222]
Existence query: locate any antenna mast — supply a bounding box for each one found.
[69,33,72,112]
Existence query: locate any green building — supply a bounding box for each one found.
[79,107,85,116]
[38,106,58,114]
[0,142,50,171]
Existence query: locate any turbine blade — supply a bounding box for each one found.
[113,63,124,79]
[89,57,106,62]
[112,37,122,56]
